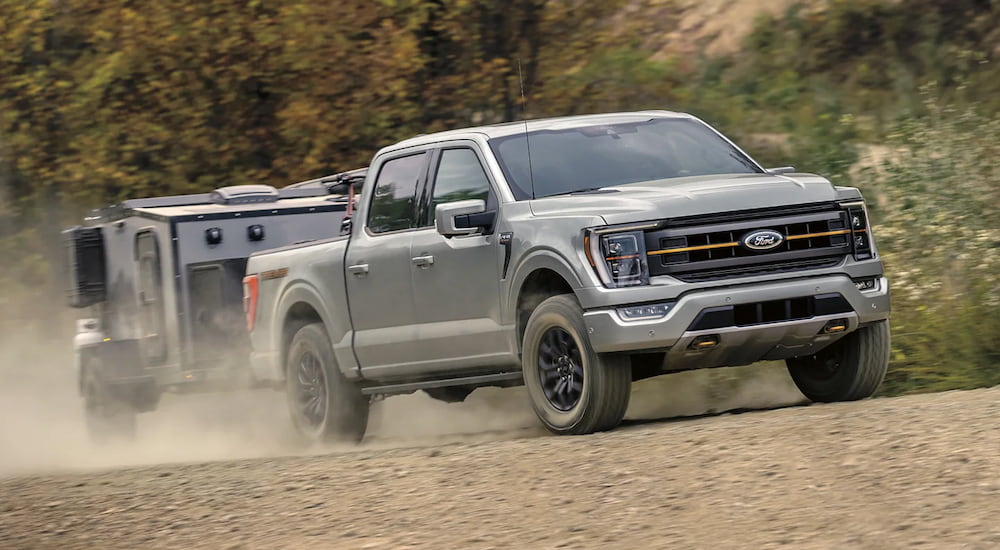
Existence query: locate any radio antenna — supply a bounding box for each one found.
[517,59,536,199]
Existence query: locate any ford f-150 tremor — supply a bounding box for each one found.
[244,111,890,441]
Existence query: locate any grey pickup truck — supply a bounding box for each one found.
[244,111,890,441]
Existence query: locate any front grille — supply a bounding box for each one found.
[673,257,843,283]
[645,205,851,281]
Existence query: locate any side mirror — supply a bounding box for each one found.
[766,166,796,175]
[436,200,486,237]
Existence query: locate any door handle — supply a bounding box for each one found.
[411,255,434,267]
[347,263,369,276]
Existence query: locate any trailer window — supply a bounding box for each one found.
[135,230,166,364]
[367,152,427,234]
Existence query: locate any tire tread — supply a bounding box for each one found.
[522,295,631,435]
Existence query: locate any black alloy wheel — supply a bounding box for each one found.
[285,323,369,444]
[537,327,585,411]
[293,349,328,431]
[798,343,842,381]
[787,320,890,402]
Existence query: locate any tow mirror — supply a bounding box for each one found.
[436,200,488,237]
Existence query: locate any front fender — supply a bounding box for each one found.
[505,247,589,323]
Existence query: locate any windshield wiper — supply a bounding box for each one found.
[543,187,620,197]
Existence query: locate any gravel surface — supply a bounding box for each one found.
[2,387,998,549]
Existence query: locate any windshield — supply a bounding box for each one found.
[488,118,763,199]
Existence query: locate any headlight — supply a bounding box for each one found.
[841,201,874,260]
[853,276,880,292]
[586,229,650,287]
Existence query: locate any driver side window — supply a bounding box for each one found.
[429,148,492,224]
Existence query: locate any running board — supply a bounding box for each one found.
[360,372,523,396]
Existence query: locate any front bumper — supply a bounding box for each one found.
[583,275,889,367]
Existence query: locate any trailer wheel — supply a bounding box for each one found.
[81,356,137,443]
[522,294,631,435]
[286,323,369,444]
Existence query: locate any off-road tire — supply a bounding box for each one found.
[286,323,369,444]
[81,356,137,443]
[522,294,631,435]
[787,320,890,402]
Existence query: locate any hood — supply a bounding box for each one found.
[527,173,838,225]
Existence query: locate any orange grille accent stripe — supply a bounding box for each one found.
[786,229,851,240]
[646,242,739,255]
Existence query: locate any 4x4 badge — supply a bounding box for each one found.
[742,229,784,251]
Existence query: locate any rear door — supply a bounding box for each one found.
[346,151,428,376]
[407,145,509,373]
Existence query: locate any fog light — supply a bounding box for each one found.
[689,334,720,350]
[618,302,673,320]
[821,319,848,334]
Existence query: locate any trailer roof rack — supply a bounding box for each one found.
[85,167,367,224]
[286,167,367,193]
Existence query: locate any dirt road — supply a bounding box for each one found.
[2,386,998,550]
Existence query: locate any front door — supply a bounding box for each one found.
[346,152,427,377]
[407,146,509,373]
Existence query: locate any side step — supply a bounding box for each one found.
[360,372,523,396]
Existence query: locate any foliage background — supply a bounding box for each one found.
[1,0,996,394]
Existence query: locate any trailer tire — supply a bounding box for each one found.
[286,323,368,444]
[522,294,631,435]
[81,356,137,444]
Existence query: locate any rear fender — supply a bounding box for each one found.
[274,282,357,380]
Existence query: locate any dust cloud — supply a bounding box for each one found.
[1,309,806,477]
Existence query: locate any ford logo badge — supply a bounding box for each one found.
[742,229,784,251]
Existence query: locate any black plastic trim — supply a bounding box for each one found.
[454,210,498,231]
[361,372,523,396]
[659,247,845,275]
[672,257,844,283]
[687,293,853,331]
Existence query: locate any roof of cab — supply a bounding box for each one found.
[386,110,694,152]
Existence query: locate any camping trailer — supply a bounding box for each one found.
[64,170,365,440]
